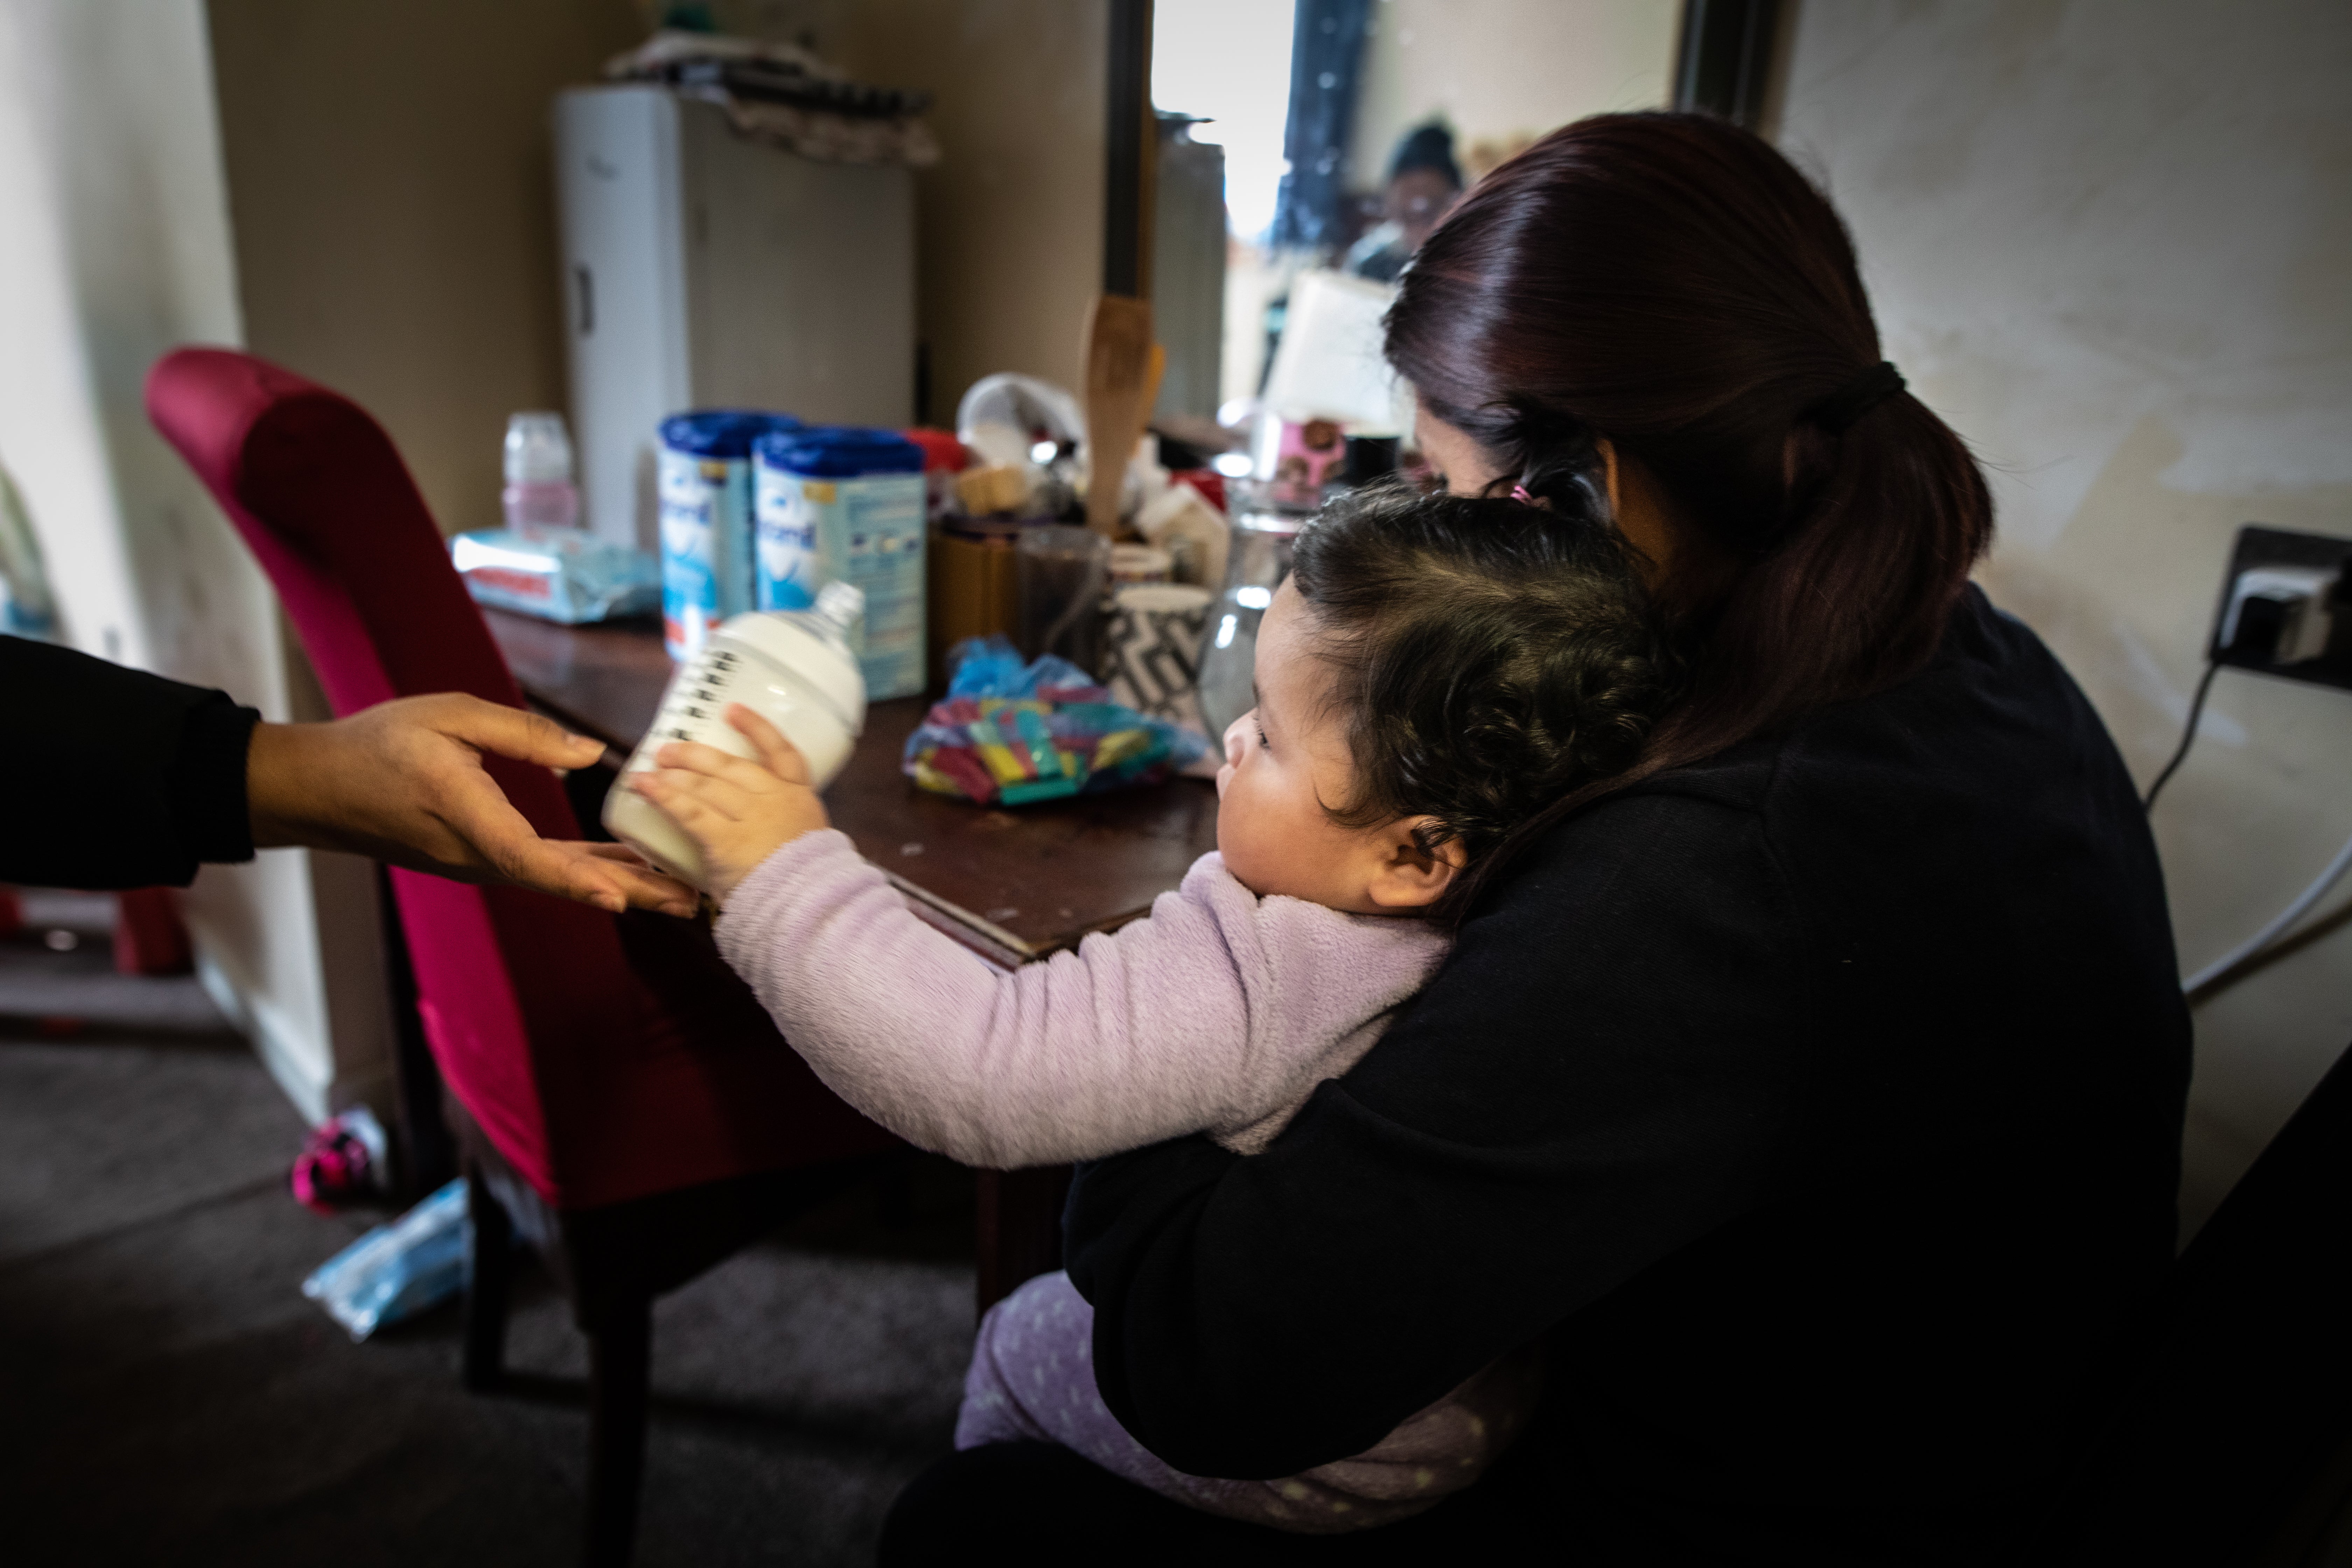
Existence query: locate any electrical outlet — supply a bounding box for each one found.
[2207,525,2352,693]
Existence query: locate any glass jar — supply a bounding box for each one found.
[1195,481,1315,741]
[1016,523,1113,672]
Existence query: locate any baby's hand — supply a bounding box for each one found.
[625,704,831,903]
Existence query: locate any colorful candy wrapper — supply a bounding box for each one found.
[903,637,1208,805]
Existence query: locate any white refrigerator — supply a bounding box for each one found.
[553,85,916,551]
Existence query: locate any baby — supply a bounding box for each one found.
[628,481,1671,1532]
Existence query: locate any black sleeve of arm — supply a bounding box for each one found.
[0,635,259,888]
[1064,791,1805,1480]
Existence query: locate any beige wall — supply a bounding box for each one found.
[1776,0,2352,1232]
[196,0,654,1114]
[0,0,393,1125]
[179,0,1102,1113]
[209,0,1102,476]
[206,0,643,538]
[1351,0,1678,188]
[0,0,179,666]
[838,0,1105,423]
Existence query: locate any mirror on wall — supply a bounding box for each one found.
[1146,0,1686,456]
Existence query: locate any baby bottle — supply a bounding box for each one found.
[602,580,869,887]
[501,412,580,534]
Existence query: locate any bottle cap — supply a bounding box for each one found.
[504,412,576,485]
[755,425,925,477]
[659,410,799,458]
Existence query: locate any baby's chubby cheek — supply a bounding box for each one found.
[1214,807,1259,889]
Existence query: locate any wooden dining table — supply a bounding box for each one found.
[481,607,1221,1307]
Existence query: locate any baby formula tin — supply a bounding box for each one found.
[657,410,798,660]
[753,427,927,700]
[603,580,868,889]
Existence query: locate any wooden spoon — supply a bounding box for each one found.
[1083,294,1155,537]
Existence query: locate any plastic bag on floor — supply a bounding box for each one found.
[301,1177,470,1342]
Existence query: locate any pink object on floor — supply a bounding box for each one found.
[290,1109,386,1214]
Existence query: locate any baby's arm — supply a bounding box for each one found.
[648,706,1448,1169]
[717,832,1274,1167]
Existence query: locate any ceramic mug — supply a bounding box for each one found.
[1100,582,1213,735]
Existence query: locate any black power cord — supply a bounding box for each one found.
[2144,661,2221,812]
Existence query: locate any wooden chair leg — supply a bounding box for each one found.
[462,1171,512,1392]
[583,1296,652,1568]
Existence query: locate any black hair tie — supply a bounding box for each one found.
[1808,361,1906,434]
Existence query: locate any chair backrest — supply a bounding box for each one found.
[2030,1037,2352,1564]
[146,346,641,1206]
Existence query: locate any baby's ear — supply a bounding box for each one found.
[1364,818,1461,911]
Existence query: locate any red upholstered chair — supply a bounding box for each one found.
[146,348,901,1567]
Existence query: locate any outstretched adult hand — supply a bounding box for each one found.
[245,692,696,917]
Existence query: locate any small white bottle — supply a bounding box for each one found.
[603,580,868,889]
[503,412,580,534]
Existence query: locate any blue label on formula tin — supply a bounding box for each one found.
[753,469,925,699]
[832,474,927,700]
[753,426,926,697]
[752,460,821,613]
[658,448,720,659]
[658,451,762,660]
[658,411,795,660]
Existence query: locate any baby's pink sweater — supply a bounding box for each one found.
[715,829,1541,1528]
[713,829,1450,1168]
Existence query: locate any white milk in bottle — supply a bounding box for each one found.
[603,581,868,888]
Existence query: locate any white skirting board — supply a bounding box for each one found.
[197,951,397,1130]
[187,847,399,1132]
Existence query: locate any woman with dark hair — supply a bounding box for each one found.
[882,112,2190,1564]
[1344,120,1465,283]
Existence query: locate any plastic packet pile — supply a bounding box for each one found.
[903,637,1208,806]
[300,1178,470,1342]
[450,528,660,625]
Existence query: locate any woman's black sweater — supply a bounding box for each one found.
[2,635,258,888]
[1064,588,2192,1564]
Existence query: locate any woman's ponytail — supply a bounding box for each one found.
[1388,112,1994,794]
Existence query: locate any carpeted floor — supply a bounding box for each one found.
[0,892,976,1567]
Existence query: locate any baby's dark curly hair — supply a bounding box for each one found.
[1288,481,1676,924]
